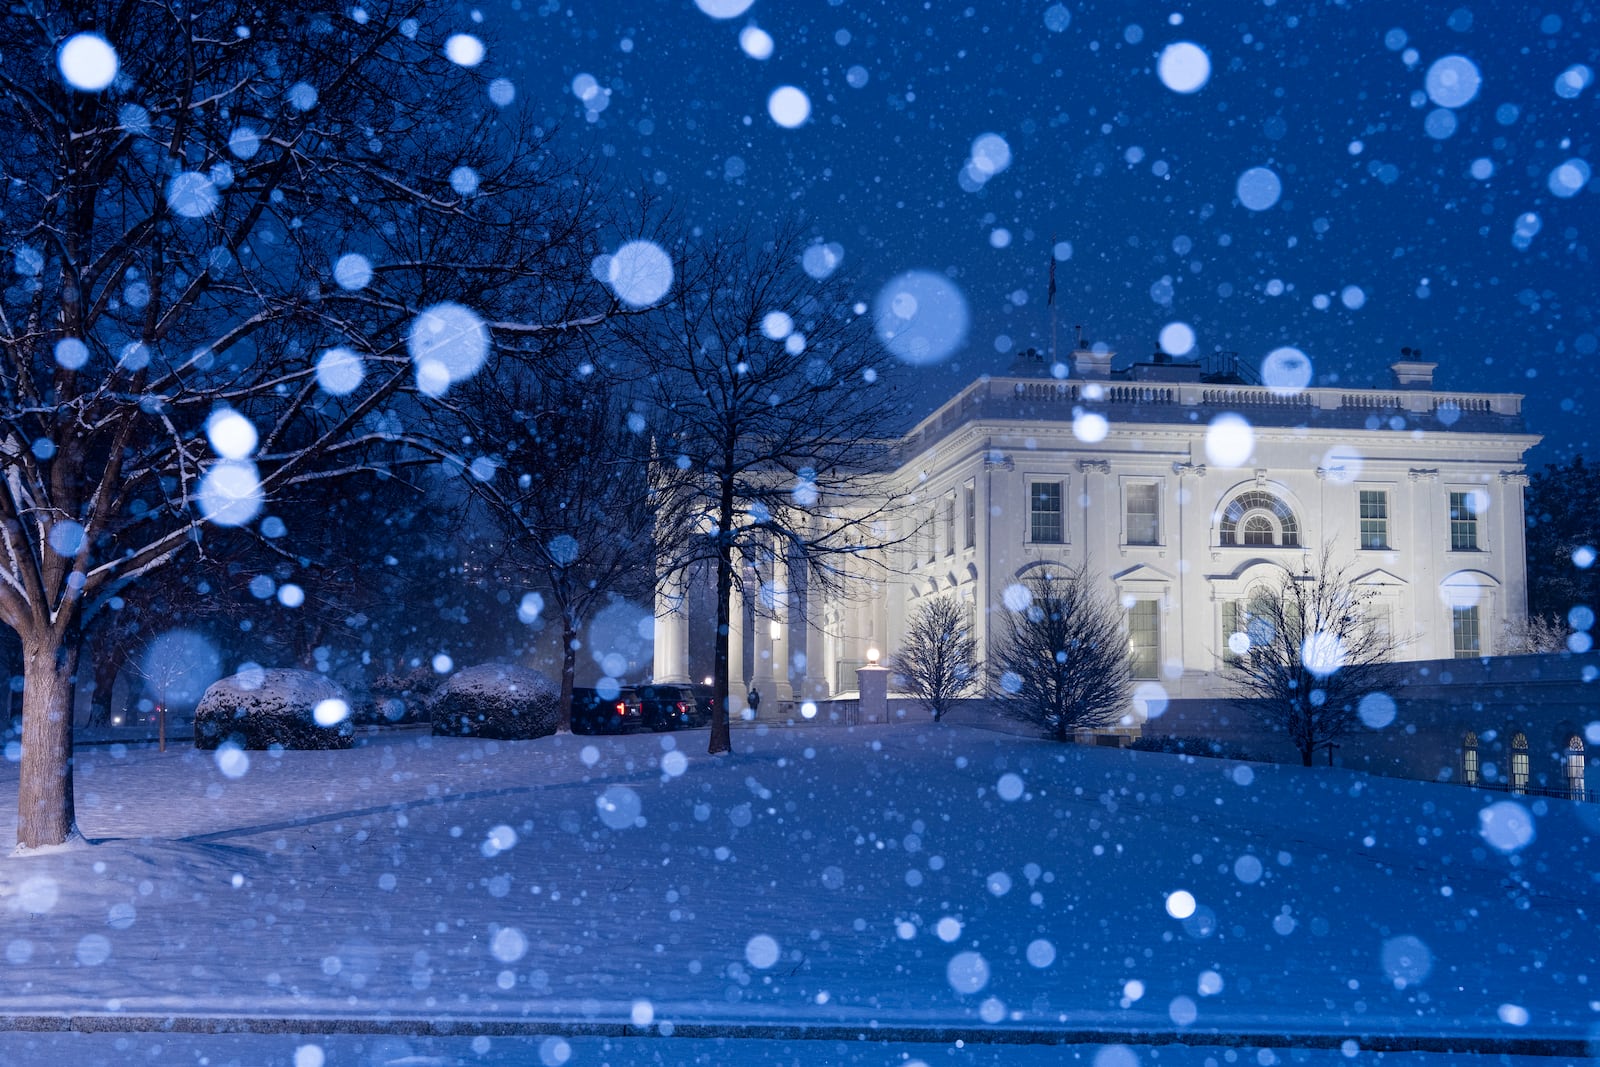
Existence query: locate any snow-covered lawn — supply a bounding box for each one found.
[1,722,1597,1057]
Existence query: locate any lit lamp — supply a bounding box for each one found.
[866,647,880,666]
[769,619,781,640]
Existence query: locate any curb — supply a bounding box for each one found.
[0,1014,1591,1056]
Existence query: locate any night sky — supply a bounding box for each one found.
[479,0,1595,462]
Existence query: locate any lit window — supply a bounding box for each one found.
[1030,481,1064,544]
[1511,732,1529,793]
[1462,731,1479,786]
[1128,599,1159,679]
[1449,491,1479,551]
[1451,604,1480,658]
[1359,490,1389,550]
[1126,483,1159,545]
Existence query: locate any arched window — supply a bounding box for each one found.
[1567,735,1586,798]
[1511,732,1529,793]
[1462,731,1479,786]
[1220,491,1300,547]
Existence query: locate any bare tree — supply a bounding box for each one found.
[1501,613,1569,655]
[991,568,1132,740]
[1225,547,1404,766]
[891,596,978,722]
[633,223,903,755]
[447,363,655,730]
[0,0,609,846]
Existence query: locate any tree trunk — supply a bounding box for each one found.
[709,546,733,756]
[16,634,81,848]
[559,613,578,733]
[86,641,127,728]
[1300,746,1315,767]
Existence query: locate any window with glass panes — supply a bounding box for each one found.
[1128,599,1159,679]
[944,496,956,556]
[1030,481,1063,543]
[1358,490,1389,549]
[1449,492,1479,550]
[1451,604,1480,658]
[1125,483,1159,545]
[963,484,976,549]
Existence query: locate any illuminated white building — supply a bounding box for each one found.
[655,348,1540,712]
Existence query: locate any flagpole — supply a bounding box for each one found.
[1048,234,1058,366]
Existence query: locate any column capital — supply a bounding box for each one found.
[1077,459,1110,474]
[1172,461,1207,478]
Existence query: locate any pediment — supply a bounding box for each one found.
[1111,562,1176,585]
[1351,568,1409,588]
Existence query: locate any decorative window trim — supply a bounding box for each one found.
[1219,490,1300,547]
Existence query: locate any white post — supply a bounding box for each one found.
[856,662,889,724]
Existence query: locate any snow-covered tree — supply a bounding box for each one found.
[0,0,605,846]
[890,596,978,722]
[447,364,656,729]
[1225,547,1404,767]
[991,567,1131,740]
[633,223,903,755]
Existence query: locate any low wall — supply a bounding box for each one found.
[1146,652,1600,787]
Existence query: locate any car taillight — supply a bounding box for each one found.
[616,702,626,716]
[676,701,687,714]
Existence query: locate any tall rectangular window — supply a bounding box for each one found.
[1451,604,1481,658]
[1128,599,1160,679]
[1449,491,1479,551]
[1221,600,1242,667]
[1125,483,1160,545]
[1358,490,1389,550]
[944,496,956,556]
[1030,481,1064,544]
[963,484,976,549]
[927,508,938,563]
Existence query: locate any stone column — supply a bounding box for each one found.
[802,577,828,699]
[772,549,793,702]
[727,576,745,709]
[652,573,692,685]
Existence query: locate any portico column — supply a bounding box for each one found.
[772,549,793,702]
[803,578,828,699]
[652,572,692,685]
[728,576,746,707]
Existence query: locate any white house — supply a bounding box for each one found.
[653,346,1541,717]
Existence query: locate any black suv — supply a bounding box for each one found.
[635,684,714,731]
[570,687,643,735]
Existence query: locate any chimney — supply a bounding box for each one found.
[1390,347,1436,390]
[1073,345,1113,379]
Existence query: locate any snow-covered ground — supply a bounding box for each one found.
[2,721,1598,1063]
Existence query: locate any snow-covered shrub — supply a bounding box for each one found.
[194,669,354,750]
[430,664,559,740]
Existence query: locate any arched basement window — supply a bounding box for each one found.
[1462,731,1479,786]
[1220,490,1300,547]
[1511,732,1530,793]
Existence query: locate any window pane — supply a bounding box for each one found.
[1451,604,1480,658]
[1128,599,1159,679]
[1030,482,1063,543]
[1359,490,1388,550]
[1449,492,1479,550]
[1242,515,1274,545]
[964,486,976,548]
[1126,483,1159,544]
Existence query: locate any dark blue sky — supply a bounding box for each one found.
[484,0,1597,463]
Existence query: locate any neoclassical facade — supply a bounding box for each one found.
[654,348,1540,713]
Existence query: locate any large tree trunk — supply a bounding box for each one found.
[16,634,80,848]
[559,612,578,733]
[709,548,733,756]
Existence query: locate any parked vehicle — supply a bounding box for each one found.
[570,687,642,735]
[636,684,714,731]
